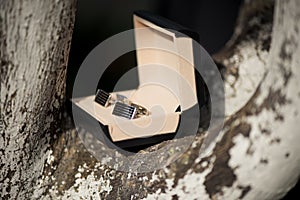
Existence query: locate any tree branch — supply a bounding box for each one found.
[0,0,76,198]
[42,0,300,199]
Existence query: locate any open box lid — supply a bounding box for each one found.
[133,11,199,111]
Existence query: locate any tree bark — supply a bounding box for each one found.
[0,0,76,199]
[1,0,300,199]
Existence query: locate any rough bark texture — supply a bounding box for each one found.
[1,0,300,199]
[213,0,274,116]
[0,0,76,199]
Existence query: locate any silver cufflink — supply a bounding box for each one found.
[95,89,150,120]
[95,89,112,107]
[112,102,150,120]
[95,89,130,107]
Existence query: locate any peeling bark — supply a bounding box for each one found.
[1,0,300,200]
[213,0,274,116]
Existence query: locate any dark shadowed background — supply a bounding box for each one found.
[66,0,299,199]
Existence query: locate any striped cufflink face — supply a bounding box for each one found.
[95,89,111,107]
[112,102,137,120]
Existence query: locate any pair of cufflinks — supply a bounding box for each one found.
[94,89,150,120]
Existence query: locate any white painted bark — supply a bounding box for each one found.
[1,0,300,200]
[0,0,76,199]
[213,1,273,117]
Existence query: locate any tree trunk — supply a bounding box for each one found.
[1,0,300,199]
[0,0,76,199]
